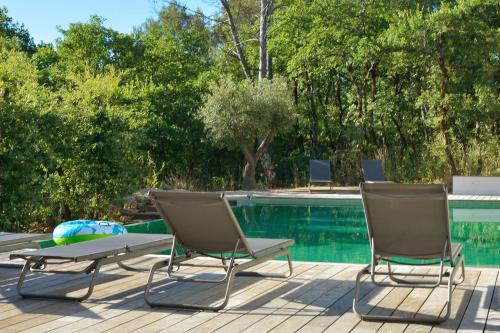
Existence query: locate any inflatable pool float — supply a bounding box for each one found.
[53,220,127,245]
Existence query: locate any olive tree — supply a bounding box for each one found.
[200,76,294,189]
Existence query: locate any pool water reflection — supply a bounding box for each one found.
[233,198,500,267]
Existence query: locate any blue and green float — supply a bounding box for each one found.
[53,220,127,245]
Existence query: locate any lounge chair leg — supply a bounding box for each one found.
[144,240,240,311]
[454,254,465,285]
[439,253,463,323]
[117,261,149,272]
[286,252,293,277]
[221,253,229,272]
[145,259,237,311]
[17,259,102,302]
[117,260,177,272]
[353,264,370,308]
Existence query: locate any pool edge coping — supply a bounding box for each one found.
[224,191,500,201]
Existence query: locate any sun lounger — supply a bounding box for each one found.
[354,183,465,323]
[0,232,49,252]
[0,232,50,268]
[10,233,173,301]
[146,191,294,311]
[361,159,387,182]
[309,159,332,191]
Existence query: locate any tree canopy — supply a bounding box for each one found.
[0,1,498,231]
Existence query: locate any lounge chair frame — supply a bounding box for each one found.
[11,234,172,301]
[353,239,465,323]
[353,183,465,324]
[145,191,294,311]
[145,234,292,311]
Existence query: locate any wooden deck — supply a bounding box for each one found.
[0,257,498,333]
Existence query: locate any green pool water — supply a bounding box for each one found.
[231,198,500,267]
[125,197,499,267]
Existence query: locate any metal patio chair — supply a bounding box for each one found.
[353,183,465,324]
[146,190,294,311]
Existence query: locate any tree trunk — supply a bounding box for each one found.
[220,0,252,82]
[306,73,318,157]
[267,52,273,79]
[437,33,457,176]
[240,128,277,190]
[258,0,269,80]
[242,146,257,190]
[475,122,483,175]
[242,160,256,190]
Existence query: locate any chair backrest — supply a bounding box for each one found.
[360,183,452,259]
[149,191,251,254]
[309,160,331,182]
[361,160,385,181]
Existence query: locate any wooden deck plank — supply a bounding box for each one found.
[0,262,126,315]
[268,265,386,333]
[0,256,151,308]
[428,270,481,333]
[1,272,146,331]
[50,269,221,333]
[321,285,393,333]
[294,266,406,333]
[378,269,480,333]
[376,280,434,333]
[0,266,122,325]
[104,261,298,333]
[402,286,455,333]
[0,260,97,300]
[484,270,500,333]
[0,258,173,332]
[132,261,297,333]
[123,261,291,332]
[10,273,157,333]
[155,262,306,333]
[182,263,336,333]
[46,261,244,333]
[456,269,498,333]
[405,269,497,333]
[325,267,429,332]
[12,258,217,333]
[248,265,362,333]
[204,264,341,333]
[209,264,351,333]
[353,267,432,333]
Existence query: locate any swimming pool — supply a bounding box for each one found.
[231,197,500,267]
[126,197,500,267]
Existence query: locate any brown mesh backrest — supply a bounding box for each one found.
[360,183,452,259]
[149,191,250,254]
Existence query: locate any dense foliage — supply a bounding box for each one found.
[0,1,498,231]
